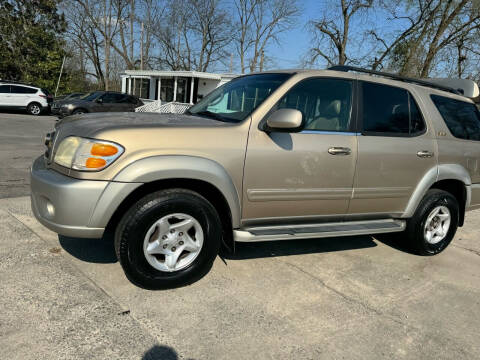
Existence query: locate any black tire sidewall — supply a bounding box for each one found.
[116,190,222,289]
[409,190,459,255]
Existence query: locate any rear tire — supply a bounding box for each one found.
[27,102,42,116]
[114,189,222,289]
[405,189,459,255]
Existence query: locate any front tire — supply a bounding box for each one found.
[27,102,42,116]
[114,189,222,289]
[72,108,87,115]
[405,189,459,255]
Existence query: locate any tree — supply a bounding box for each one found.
[233,0,299,73]
[152,0,231,71]
[370,0,480,77]
[0,0,66,91]
[308,0,374,67]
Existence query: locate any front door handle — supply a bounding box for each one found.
[328,147,351,156]
[417,150,434,158]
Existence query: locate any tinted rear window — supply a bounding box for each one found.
[431,95,480,141]
[361,82,425,136]
[10,85,37,94]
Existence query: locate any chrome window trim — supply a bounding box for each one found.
[300,130,360,136]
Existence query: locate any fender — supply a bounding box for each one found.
[111,155,242,227]
[403,164,471,218]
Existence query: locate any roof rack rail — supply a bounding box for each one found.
[328,65,462,95]
[0,79,38,87]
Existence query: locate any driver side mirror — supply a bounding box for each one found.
[96,97,103,103]
[264,109,304,132]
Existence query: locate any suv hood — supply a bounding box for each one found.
[54,111,232,141]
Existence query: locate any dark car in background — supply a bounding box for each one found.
[51,92,85,115]
[55,92,85,101]
[56,91,143,118]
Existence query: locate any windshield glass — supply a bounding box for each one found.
[188,73,291,122]
[81,92,102,101]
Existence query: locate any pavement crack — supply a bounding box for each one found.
[453,244,480,257]
[278,259,383,316]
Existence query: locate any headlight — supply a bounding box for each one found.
[54,136,124,171]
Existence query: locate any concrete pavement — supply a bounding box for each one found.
[0,112,479,359]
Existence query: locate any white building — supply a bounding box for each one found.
[121,70,237,104]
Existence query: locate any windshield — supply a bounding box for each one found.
[188,73,291,122]
[81,92,102,101]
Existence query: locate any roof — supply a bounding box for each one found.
[122,70,238,80]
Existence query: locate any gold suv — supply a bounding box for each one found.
[31,67,480,289]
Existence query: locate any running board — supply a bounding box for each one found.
[234,219,406,242]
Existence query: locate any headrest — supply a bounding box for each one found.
[323,100,341,117]
[392,103,408,116]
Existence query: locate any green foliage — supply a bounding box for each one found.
[0,0,66,93]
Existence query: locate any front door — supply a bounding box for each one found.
[242,77,358,226]
[348,81,436,216]
[0,85,11,106]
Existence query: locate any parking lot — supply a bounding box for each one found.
[1,111,479,360]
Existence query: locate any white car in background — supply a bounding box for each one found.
[0,81,53,115]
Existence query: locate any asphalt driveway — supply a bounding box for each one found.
[0,112,479,359]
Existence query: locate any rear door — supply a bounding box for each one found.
[9,85,29,106]
[100,93,131,112]
[348,81,436,216]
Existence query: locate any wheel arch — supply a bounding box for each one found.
[403,164,471,226]
[102,156,241,250]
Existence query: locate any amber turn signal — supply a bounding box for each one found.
[91,143,118,157]
[85,157,107,168]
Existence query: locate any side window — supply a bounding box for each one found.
[115,94,131,103]
[10,85,26,94]
[431,95,480,141]
[274,78,353,132]
[0,85,10,93]
[361,82,425,136]
[24,87,38,94]
[127,96,139,104]
[10,85,36,94]
[101,93,124,103]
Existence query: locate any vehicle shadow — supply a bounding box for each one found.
[372,233,417,255]
[58,234,117,263]
[0,108,51,116]
[57,232,411,265]
[223,235,378,260]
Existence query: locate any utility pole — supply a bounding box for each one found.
[140,22,144,71]
[229,53,233,73]
[55,55,66,98]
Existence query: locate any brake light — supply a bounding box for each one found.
[39,94,47,98]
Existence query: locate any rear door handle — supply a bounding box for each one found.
[328,147,351,156]
[417,150,434,158]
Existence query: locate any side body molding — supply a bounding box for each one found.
[112,155,242,228]
[403,164,472,218]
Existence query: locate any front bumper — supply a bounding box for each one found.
[30,156,142,238]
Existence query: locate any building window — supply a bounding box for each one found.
[133,78,150,99]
